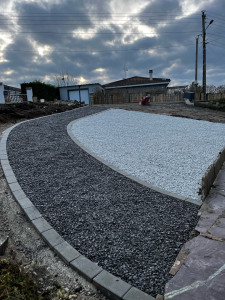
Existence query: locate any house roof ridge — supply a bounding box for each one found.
[103,76,170,88]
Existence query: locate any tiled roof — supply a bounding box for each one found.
[103,76,170,88]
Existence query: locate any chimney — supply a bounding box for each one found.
[149,69,153,81]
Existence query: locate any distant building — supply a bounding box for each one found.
[3,84,21,96]
[58,70,171,105]
[59,83,104,105]
[0,83,22,103]
[102,70,170,104]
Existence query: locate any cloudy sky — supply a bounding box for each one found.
[0,0,225,88]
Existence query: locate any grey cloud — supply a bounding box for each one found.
[1,0,225,87]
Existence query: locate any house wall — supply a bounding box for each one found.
[59,84,103,103]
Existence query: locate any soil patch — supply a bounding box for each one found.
[0,102,80,123]
[98,102,225,124]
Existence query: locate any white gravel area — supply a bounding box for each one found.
[71,109,225,201]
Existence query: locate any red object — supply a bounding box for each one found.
[139,96,150,105]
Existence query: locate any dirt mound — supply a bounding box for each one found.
[0,102,80,123]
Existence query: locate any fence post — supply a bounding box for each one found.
[0,83,5,104]
[26,87,33,102]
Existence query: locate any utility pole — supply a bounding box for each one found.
[201,11,214,101]
[202,11,206,101]
[195,35,199,86]
[78,85,81,107]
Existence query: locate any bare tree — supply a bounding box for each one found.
[206,84,217,93]
[189,81,202,93]
[54,71,77,87]
[216,85,225,93]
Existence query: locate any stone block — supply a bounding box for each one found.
[214,155,223,178]
[0,154,8,160]
[0,150,7,156]
[201,165,215,200]
[9,182,21,192]
[71,256,102,281]
[32,217,52,233]
[24,206,42,220]
[123,287,154,300]
[12,189,27,201]
[1,159,9,166]
[0,144,6,152]
[55,241,81,264]
[19,197,34,209]
[93,270,131,300]
[41,229,64,247]
[2,163,12,172]
[6,175,17,184]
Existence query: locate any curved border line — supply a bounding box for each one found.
[0,107,154,300]
[67,114,200,206]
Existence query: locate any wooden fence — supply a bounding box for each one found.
[195,93,225,101]
[92,93,184,104]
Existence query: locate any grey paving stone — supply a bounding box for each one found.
[2,163,13,172]
[0,150,7,156]
[5,169,15,177]
[0,137,7,143]
[209,217,225,239]
[9,182,21,192]
[196,191,225,234]
[93,270,131,300]
[24,206,42,221]
[123,287,154,300]
[12,189,27,201]
[6,175,17,184]
[0,159,9,166]
[2,128,11,135]
[0,144,6,152]
[71,256,102,281]
[32,217,52,233]
[55,241,81,264]
[0,154,8,160]
[18,197,34,209]
[165,236,225,300]
[41,228,64,247]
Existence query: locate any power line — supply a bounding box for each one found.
[0,15,200,19]
[0,30,199,35]
[0,21,200,25]
[0,11,201,15]
[1,43,194,53]
[208,42,225,50]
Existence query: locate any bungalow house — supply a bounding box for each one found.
[101,70,170,104]
[58,70,171,105]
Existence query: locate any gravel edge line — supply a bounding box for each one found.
[0,108,155,300]
[67,116,200,206]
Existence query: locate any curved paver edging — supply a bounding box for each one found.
[0,108,154,300]
[67,118,200,206]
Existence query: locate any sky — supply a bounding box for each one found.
[0,0,225,88]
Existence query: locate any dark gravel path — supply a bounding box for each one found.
[7,106,199,297]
